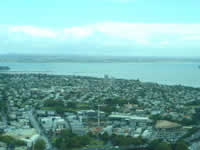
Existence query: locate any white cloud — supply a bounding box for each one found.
[9,26,57,38]
[63,26,93,39]
[108,0,136,2]
[4,22,200,48]
[160,41,169,45]
[182,35,200,41]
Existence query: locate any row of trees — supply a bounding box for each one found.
[33,139,46,150]
[99,133,146,146]
[99,132,188,150]
[103,98,128,106]
[43,99,78,115]
[0,100,8,113]
[0,134,189,150]
[149,139,188,150]
[44,99,77,109]
[52,129,91,150]
[0,135,26,147]
[44,99,64,108]
[0,135,46,150]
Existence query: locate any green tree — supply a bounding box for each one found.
[60,129,74,138]
[155,142,172,150]
[101,106,116,114]
[100,132,110,142]
[0,101,8,113]
[34,139,46,150]
[67,102,77,108]
[111,135,145,146]
[148,139,162,150]
[181,118,194,126]
[0,135,25,146]
[79,135,91,146]
[54,129,91,149]
[175,140,188,150]
[44,99,64,107]
[87,131,96,138]
[55,106,65,115]
[181,127,199,139]
[132,136,144,145]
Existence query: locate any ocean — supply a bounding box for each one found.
[1,62,200,87]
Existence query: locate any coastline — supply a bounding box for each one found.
[1,71,199,89]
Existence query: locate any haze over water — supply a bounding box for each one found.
[1,62,200,87]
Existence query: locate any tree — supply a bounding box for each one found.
[175,140,188,150]
[181,127,200,139]
[149,114,162,121]
[79,135,91,146]
[101,106,116,114]
[87,131,96,138]
[44,99,64,108]
[181,118,194,126]
[155,142,172,150]
[54,129,91,149]
[55,106,65,115]
[34,139,46,150]
[132,136,144,145]
[148,139,162,150]
[67,102,77,108]
[0,135,25,146]
[110,135,145,146]
[60,129,74,138]
[100,132,109,142]
[0,100,8,113]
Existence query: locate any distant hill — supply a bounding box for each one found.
[0,54,200,63]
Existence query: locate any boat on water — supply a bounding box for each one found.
[0,66,10,71]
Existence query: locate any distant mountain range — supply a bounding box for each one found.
[0,54,200,63]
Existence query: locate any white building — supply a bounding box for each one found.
[40,116,66,132]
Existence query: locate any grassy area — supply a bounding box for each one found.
[40,107,55,111]
[42,100,91,114]
[87,139,104,148]
[71,140,104,150]
[77,104,90,109]
[0,135,26,146]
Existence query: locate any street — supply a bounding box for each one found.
[28,110,53,150]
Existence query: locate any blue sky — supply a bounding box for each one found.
[0,0,200,56]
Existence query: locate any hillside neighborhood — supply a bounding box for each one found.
[0,73,200,150]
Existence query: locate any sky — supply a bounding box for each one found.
[0,0,200,57]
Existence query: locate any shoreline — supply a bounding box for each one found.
[1,71,199,89]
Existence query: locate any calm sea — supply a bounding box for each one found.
[1,62,200,87]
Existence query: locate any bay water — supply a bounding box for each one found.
[1,62,200,87]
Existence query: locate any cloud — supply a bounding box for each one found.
[63,26,93,39]
[3,22,200,54]
[160,41,169,45]
[182,35,200,41]
[9,26,57,38]
[93,22,200,47]
[108,0,136,2]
